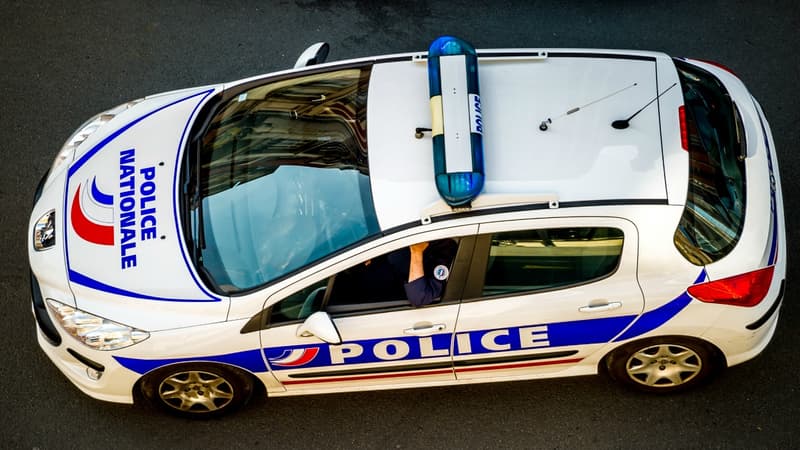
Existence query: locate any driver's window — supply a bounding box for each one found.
[265,238,460,327]
[326,250,410,307]
[325,238,459,314]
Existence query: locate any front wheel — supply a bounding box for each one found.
[605,337,722,393]
[140,363,255,418]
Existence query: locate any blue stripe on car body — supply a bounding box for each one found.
[114,273,705,375]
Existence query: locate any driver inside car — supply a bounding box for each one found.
[327,238,458,307]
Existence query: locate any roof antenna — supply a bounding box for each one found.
[611,82,678,130]
[539,82,637,131]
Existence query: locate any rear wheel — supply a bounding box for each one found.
[606,337,721,393]
[140,363,254,418]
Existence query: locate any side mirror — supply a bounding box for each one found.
[294,42,330,69]
[296,311,341,344]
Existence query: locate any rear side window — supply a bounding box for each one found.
[673,59,746,265]
[482,227,624,297]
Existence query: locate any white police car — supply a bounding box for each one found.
[29,36,785,418]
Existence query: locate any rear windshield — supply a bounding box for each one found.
[184,67,379,293]
[673,59,746,265]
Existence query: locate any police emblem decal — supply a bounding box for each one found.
[433,265,449,280]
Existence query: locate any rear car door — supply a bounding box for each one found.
[452,217,644,380]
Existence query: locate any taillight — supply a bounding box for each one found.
[694,59,738,76]
[688,266,775,307]
[678,106,688,151]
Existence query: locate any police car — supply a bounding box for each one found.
[29,36,785,418]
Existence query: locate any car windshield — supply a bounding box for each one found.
[185,67,379,293]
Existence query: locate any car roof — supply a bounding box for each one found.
[366,50,684,230]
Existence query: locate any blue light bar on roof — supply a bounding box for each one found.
[427,36,485,208]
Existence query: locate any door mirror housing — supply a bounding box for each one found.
[294,42,330,68]
[296,311,341,344]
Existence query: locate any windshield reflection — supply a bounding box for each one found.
[186,67,378,292]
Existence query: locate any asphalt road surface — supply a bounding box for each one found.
[2,1,798,448]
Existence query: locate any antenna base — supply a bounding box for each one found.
[611,120,630,130]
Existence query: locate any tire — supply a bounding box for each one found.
[140,363,255,418]
[605,336,721,393]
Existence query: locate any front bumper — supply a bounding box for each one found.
[34,326,140,404]
[31,273,139,404]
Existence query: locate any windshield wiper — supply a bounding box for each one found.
[195,145,206,253]
[732,101,747,161]
[185,142,206,263]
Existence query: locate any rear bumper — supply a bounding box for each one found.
[746,280,784,331]
[703,305,781,368]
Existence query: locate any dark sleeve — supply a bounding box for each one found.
[403,239,458,307]
[404,276,444,307]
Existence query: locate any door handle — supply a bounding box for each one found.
[579,301,622,313]
[403,323,446,336]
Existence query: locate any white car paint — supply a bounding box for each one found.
[28,45,785,412]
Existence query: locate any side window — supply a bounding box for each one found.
[482,227,624,297]
[326,238,460,314]
[259,238,462,329]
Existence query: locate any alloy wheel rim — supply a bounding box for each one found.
[625,344,702,388]
[158,370,235,413]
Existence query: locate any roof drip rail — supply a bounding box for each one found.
[477,51,548,62]
[412,52,549,64]
[420,193,560,224]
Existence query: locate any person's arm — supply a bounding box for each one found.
[407,242,429,283]
[405,241,444,307]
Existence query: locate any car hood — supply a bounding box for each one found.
[63,86,230,330]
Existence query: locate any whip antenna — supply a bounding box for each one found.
[611,82,678,130]
[539,82,638,131]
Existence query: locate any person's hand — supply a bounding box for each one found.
[409,241,429,255]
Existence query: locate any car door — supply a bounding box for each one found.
[258,225,478,393]
[452,217,644,381]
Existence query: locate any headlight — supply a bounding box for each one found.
[46,299,150,351]
[51,98,144,175]
[33,209,56,251]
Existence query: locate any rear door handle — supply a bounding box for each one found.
[404,323,446,336]
[579,302,622,313]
